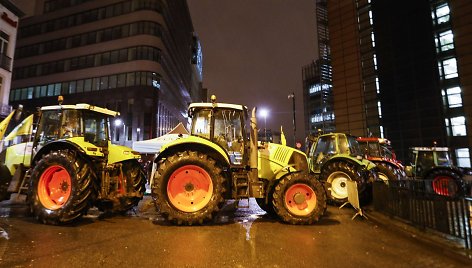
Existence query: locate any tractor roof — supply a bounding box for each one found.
[357,137,391,145]
[41,103,119,116]
[410,147,449,152]
[188,102,246,111]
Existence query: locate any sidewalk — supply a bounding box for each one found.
[364,206,472,262]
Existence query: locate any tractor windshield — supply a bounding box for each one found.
[347,136,362,156]
[358,141,382,157]
[436,151,452,166]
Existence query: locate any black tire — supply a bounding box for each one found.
[29,150,95,225]
[376,162,398,182]
[321,161,367,204]
[0,165,12,201]
[113,160,146,212]
[425,169,463,197]
[272,172,327,225]
[152,151,225,225]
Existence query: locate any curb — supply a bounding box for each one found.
[364,208,472,263]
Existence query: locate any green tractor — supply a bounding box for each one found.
[152,96,326,225]
[307,133,378,204]
[405,147,465,197]
[0,99,146,225]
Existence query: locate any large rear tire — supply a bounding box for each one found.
[272,173,327,224]
[113,160,146,213]
[321,161,366,204]
[152,151,225,225]
[29,150,95,225]
[426,169,463,197]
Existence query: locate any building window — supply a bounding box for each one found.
[442,87,463,108]
[435,30,454,52]
[450,116,467,136]
[456,148,471,168]
[439,58,458,79]
[433,3,450,25]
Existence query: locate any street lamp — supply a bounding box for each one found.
[260,109,269,142]
[288,92,296,146]
[114,119,122,142]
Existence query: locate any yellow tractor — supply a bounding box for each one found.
[152,96,327,225]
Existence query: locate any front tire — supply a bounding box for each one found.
[321,161,366,204]
[376,162,399,183]
[152,151,225,225]
[29,150,95,225]
[272,173,327,224]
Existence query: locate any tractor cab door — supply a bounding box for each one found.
[309,134,337,172]
[191,108,246,166]
[212,109,245,165]
[414,151,434,178]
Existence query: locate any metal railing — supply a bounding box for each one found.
[373,180,472,249]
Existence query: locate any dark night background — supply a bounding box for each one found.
[187,0,317,143]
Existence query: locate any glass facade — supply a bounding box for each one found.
[11,0,203,146]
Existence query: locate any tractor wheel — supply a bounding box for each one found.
[321,161,365,204]
[152,151,225,225]
[426,169,462,197]
[272,173,327,225]
[29,150,95,225]
[113,160,146,213]
[376,162,398,183]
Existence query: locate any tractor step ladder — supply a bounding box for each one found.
[233,172,250,208]
[17,169,31,196]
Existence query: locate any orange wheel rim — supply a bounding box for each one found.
[284,183,317,216]
[432,176,457,197]
[38,165,72,210]
[167,165,213,212]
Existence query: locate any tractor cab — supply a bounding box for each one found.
[188,99,248,166]
[309,133,363,172]
[33,103,119,159]
[406,147,453,178]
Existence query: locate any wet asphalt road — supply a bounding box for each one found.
[0,196,470,268]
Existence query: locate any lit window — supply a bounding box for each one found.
[377,101,382,118]
[456,148,471,168]
[375,77,380,94]
[446,87,463,108]
[435,4,450,24]
[441,58,458,79]
[437,30,454,52]
[380,126,384,138]
[450,116,467,136]
[309,84,322,94]
[369,10,373,25]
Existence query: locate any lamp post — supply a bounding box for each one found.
[260,109,268,142]
[288,92,296,146]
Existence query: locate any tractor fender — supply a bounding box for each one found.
[32,140,88,164]
[107,143,140,164]
[423,167,462,181]
[155,136,230,167]
[322,155,375,172]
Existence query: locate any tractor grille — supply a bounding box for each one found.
[273,146,291,163]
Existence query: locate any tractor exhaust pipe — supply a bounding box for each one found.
[249,107,258,170]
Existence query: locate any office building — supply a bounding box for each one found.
[0,0,23,118]
[307,0,471,166]
[9,0,204,146]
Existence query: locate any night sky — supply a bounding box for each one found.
[187,0,317,143]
